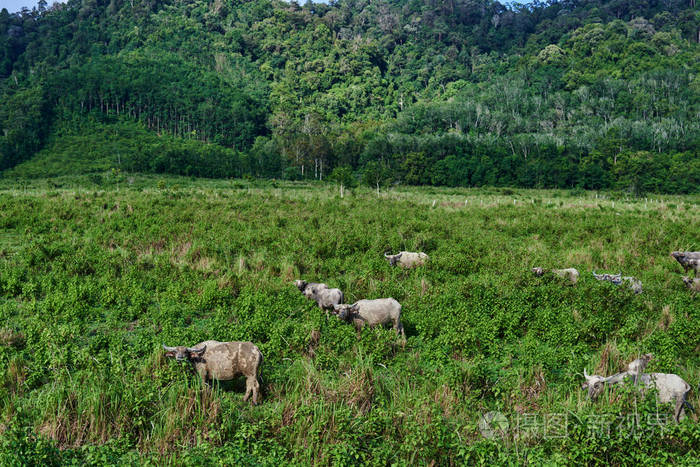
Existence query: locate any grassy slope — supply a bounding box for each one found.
[0,177,698,464]
[1,134,118,179]
[3,122,173,179]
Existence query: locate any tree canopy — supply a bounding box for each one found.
[1,0,698,192]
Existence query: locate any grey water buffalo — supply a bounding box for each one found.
[384,251,429,268]
[582,368,692,422]
[305,285,344,315]
[293,280,344,315]
[532,267,580,285]
[682,276,700,293]
[592,271,642,294]
[163,340,263,404]
[333,298,405,337]
[672,252,700,276]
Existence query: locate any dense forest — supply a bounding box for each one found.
[1,0,699,192]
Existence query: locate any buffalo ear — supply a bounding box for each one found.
[189,346,206,357]
[351,303,360,312]
[164,351,176,358]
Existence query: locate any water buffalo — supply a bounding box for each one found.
[384,251,429,268]
[294,280,327,294]
[532,267,580,285]
[304,284,344,316]
[293,280,344,315]
[582,368,691,422]
[333,298,405,337]
[671,252,700,276]
[163,340,263,404]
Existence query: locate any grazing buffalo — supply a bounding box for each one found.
[294,280,344,315]
[671,252,700,276]
[163,340,263,404]
[333,298,405,337]
[384,251,429,268]
[582,368,691,422]
[532,267,580,285]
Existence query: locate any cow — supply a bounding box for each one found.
[384,251,429,268]
[582,368,692,422]
[333,298,405,337]
[163,340,263,405]
[671,252,700,276]
[531,267,580,285]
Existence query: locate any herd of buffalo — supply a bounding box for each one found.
[163,250,699,421]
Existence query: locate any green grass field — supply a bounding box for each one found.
[0,175,698,465]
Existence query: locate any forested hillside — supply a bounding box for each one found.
[1,0,699,192]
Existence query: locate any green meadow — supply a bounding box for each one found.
[0,175,698,464]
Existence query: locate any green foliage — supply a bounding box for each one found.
[3,119,248,179]
[361,160,391,190]
[0,86,47,170]
[329,165,356,188]
[0,0,699,191]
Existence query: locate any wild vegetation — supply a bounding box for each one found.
[0,176,698,464]
[1,0,699,192]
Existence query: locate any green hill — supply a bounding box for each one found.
[1,0,699,192]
